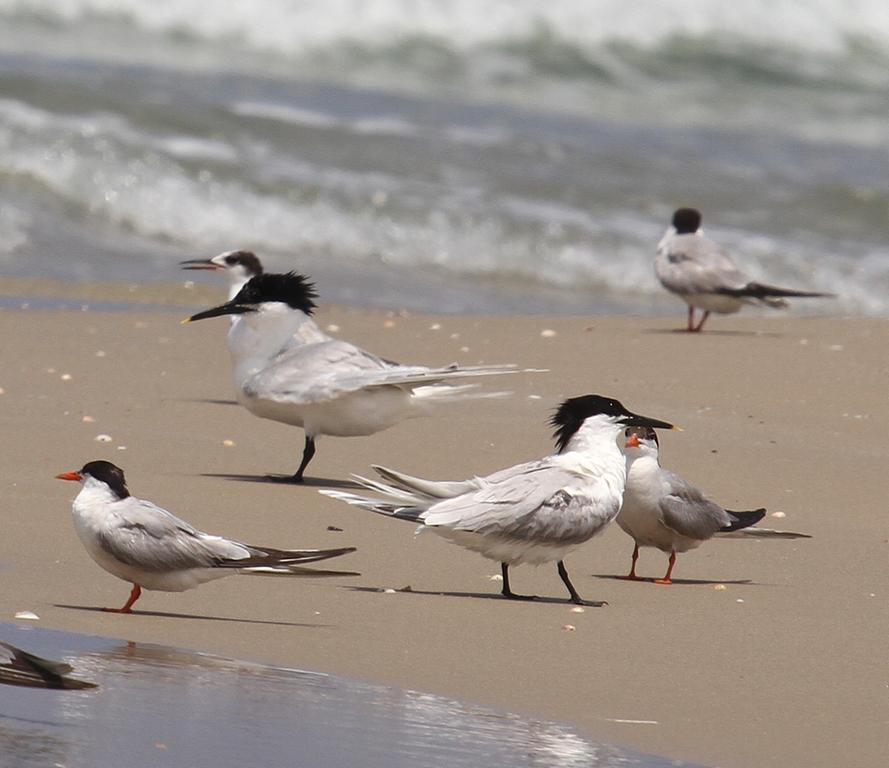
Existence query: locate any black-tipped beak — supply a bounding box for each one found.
[183,301,255,324]
[180,258,223,271]
[618,412,677,431]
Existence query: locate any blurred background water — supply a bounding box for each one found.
[1,0,887,313]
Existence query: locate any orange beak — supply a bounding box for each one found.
[625,434,640,449]
[55,471,82,482]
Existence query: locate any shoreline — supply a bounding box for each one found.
[1,306,885,768]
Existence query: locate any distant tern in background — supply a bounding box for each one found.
[0,641,96,690]
[56,461,357,613]
[618,427,808,584]
[181,249,263,300]
[322,395,676,605]
[185,272,531,483]
[656,207,834,332]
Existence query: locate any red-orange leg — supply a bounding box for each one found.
[655,552,676,585]
[620,544,641,580]
[103,584,142,613]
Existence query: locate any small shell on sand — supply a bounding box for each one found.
[771,511,786,518]
[489,574,503,582]
[383,320,396,329]
[383,588,397,594]
[14,611,39,621]
[326,324,340,333]
[0,387,5,395]
[540,329,557,338]
[570,606,585,614]
[429,323,442,330]
[95,350,107,357]
[95,434,113,442]
[222,439,235,447]
[82,415,95,423]
[61,373,73,381]
[713,584,727,591]
[561,624,576,632]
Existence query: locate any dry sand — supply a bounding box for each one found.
[1,301,886,767]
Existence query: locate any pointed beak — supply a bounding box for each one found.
[55,471,82,482]
[625,434,641,448]
[180,258,222,271]
[619,412,678,431]
[182,301,255,324]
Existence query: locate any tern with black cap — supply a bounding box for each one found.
[656,207,834,332]
[184,272,534,483]
[618,427,809,584]
[56,461,357,613]
[323,395,676,606]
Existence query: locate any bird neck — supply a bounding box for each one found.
[73,476,124,515]
[555,422,626,480]
[625,451,660,481]
[228,304,329,384]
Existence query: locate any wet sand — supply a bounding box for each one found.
[0,302,886,768]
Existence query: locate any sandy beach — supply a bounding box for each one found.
[1,301,886,768]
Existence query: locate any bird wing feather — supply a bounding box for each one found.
[100,499,250,572]
[657,471,733,540]
[246,339,516,405]
[422,464,610,545]
[658,234,750,294]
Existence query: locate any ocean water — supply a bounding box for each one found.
[0,1,888,314]
[0,623,704,768]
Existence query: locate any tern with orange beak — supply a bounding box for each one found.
[56,461,357,613]
[323,395,676,605]
[616,427,806,584]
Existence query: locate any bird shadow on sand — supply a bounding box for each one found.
[198,473,364,489]
[593,574,754,586]
[179,398,239,406]
[643,328,783,339]
[54,604,324,628]
[345,585,598,606]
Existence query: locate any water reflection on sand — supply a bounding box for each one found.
[0,623,702,768]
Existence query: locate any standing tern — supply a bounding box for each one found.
[656,207,834,332]
[56,461,357,613]
[322,395,676,605]
[184,272,531,483]
[617,427,809,584]
[0,641,96,690]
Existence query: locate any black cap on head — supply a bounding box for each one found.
[551,395,674,453]
[221,250,263,275]
[81,460,130,499]
[186,271,317,323]
[672,208,702,235]
[231,272,317,314]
